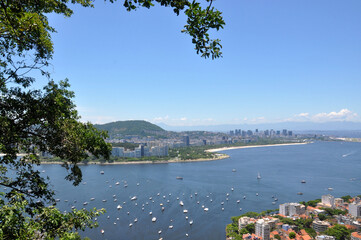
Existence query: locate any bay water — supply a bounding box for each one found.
[36,141,361,239]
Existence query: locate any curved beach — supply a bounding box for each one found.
[205,142,308,153]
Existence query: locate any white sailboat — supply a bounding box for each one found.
[257,172,261,179]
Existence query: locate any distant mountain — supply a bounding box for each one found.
[157,121,361,133]
[94,120,166,137]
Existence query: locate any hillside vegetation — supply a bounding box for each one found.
[94,120,166,138]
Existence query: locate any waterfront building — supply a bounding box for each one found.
[279,203,306,217]
[143,146,150,157]
[135,146,142,158]
[123,150,136,158]
[312,220,330,233]
[238,217,252,230]
[349,202,361,218]
[351,232,361,240]
[321,194,335,208]
[111,147,124,157]
[255,219,270,240]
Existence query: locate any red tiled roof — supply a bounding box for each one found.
[352,232,361,239]
[345,224,357,230]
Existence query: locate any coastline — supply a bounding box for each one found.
[39,153,230,165]
[13,143,307,166]
[205,142,308,153]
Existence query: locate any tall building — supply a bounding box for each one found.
[183,136,190,146]
[322,194,335,208]
[349,202,361,218]
[135,146,142,158]
[279,203,305,216]
[282,129,287,136]
[255,219,270,240]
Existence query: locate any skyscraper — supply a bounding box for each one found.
[183,136,190,146]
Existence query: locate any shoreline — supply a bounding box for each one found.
[205,142,308,153]
[39,153,230,165]
[10,142,308,166]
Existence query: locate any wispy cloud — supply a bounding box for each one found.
[80,115,117,124]
[287,109,359,122]
[151,116,216,126]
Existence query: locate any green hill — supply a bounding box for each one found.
[94,120,166,138]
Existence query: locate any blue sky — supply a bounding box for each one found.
[45,0,361,126]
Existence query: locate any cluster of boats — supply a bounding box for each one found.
[69,171,290,238]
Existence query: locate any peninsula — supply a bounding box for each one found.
[37,120,330,164]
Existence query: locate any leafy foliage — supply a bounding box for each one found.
[301,199,321,207]
[0,0,225,238]
[276,216,313,230]
[169,146,215,160]
[109,0,225,59]
[323,224,351,240]
[341,195,352,203]
[289,232,296,239]
[321,208,347,217]
[0,192,104,239]
[274,234,281,240]
[305,228,317,238]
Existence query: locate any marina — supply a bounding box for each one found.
[31,141,361,240]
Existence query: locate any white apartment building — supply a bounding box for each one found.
[349,202,361,218]
[255,219,270,240]
[312,220,330,233]
[316,235,335,240]
[279,203,306,217]
[322,194,335,208]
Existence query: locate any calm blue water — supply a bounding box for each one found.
[36,141,361,239]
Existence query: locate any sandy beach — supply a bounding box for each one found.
[205,142,308,153]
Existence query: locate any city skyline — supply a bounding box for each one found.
[44,0,361,126]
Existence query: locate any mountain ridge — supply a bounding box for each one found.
[94,120,166,137]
